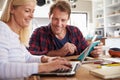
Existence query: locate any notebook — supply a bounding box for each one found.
[90,66,120,79]
[33,61,80,76]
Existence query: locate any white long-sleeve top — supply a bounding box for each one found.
[0,21,42,80]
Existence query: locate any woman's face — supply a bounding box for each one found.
[11,2,36,28]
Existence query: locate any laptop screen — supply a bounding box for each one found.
[77,40,100,61]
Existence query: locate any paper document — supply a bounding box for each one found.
[90,66,120,79]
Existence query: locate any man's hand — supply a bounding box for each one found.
[90,42,103,58]
[47,42,77,57]
[60,42,77,56]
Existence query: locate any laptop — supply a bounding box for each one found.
[77,40,101,62]
[33,61,80,76]
[70,35,101,62]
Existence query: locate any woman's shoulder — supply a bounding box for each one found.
[0,21,9,30]
[0,21,13,37]
[0,21,7,25]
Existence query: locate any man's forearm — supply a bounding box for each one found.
[47,49,67,57]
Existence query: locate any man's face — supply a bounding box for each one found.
[49,8,69,35]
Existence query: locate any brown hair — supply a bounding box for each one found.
[49,0,71,19]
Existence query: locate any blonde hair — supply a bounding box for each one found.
[1,0,36,46]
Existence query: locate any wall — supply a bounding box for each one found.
[0,0,5,10]
[0,0,93,36]
[0,0,92,22]
[71,0,92,23]
[0,0,7,17]
[33,0,93,35]
[34,0,92,22]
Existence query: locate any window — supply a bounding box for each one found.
[31,12,88,36]
[69,12,88,36]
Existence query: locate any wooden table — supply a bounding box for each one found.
[29,55,120,80]
[39,63,120,80]
[39,64,102,80]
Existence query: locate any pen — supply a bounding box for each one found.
[97,63,120,68]
[103,63,120,67]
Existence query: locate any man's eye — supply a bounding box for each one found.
[53,18,57,21]
[25,10,29,12]
[62,19,66,22]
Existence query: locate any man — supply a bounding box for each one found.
[28,0,103,57]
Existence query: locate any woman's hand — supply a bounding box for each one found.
[41,56,65,63]
[38,59,72,73]
[47,56,66,62]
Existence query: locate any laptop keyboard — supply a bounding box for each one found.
[51,62,80,73]
[52,68,72,73]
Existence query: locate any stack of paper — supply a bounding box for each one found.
[90,66,120,79]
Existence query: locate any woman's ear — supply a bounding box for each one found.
[10,6,15,15]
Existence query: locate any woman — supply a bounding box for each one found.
[0,0,71,80]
